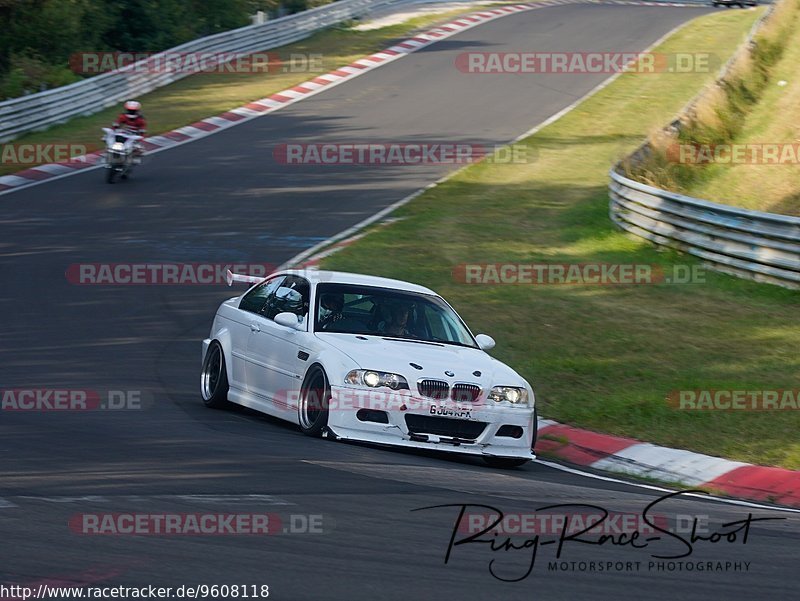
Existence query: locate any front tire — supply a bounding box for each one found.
[201,342,229,408]
[106,167,116,184]
[298,366,330,437]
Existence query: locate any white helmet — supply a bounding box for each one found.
[124,100,142,115]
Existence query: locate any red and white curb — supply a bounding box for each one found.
[536,420,800,507]
[0,0,701,196]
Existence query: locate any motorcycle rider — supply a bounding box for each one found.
[112,100,146,164]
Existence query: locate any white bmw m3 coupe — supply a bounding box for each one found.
[201,269,537,467]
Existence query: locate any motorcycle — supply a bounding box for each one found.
[101,127,143,183]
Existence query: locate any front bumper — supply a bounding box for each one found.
[326,385,535,459]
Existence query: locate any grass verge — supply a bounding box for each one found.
[320,7,800,470]
[0,4,494,177]
[679,0,800,215]
[626,0,800,215]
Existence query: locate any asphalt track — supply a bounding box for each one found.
[1,4,798,600]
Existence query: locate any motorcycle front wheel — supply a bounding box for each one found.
[106,167,116,184]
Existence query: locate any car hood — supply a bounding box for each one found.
[316,333,527,388]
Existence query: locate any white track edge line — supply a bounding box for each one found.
[280,18,694,269]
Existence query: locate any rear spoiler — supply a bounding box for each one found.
[226,269,266,287]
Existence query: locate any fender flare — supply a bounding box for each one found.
[207,327,234,384]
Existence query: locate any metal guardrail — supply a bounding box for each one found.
[609,0,797,289]
[609,169,800,288]
[0,0,410,143]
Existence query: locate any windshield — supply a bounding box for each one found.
[314,283,477,348]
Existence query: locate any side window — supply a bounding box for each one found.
[262,275,310,320]
[239,276,285,315]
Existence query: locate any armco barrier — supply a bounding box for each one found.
[609,169,800,288]
[0,0,410,143]
[609,0,796,289]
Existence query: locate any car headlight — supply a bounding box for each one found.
[488,386,528,404]
[345,370,409,390]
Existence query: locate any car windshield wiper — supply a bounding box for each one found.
[434,339,477,348]
[381,337,445,347]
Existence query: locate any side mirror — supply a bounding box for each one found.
[475,334,495,351]
[275,312,304,330]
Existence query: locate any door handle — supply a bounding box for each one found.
[250,322,260,332]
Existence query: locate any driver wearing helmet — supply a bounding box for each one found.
[380,302,413,337]
[318,293,345,330]
[113,100,146,163]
